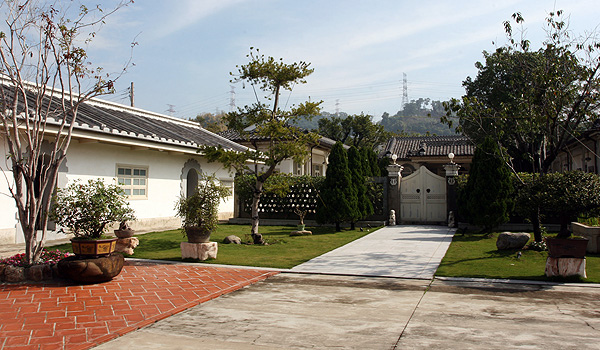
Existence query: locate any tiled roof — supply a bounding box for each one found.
[3,82,247,152]
[381,135,474,159]
[219,128,339,149]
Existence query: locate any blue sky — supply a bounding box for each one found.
[87,0,600,120]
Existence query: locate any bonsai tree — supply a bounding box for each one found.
[538,171,600,238]
[175,173,231,239]
[51,179,136,239]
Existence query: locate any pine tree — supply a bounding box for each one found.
[360,147,373,177]
[317,142,357,231]
[348,146,373,229]
[464,136,513,233]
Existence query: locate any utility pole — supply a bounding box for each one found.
[129,82,134,107]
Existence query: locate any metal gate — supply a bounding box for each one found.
[400,166,446,223]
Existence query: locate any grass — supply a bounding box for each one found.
[48,224,376,269]
[436,231,600,283]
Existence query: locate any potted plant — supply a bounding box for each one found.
[294,206,307,231]
[175,173,231,243]
[51,179,136,258]
[537,171,599,258]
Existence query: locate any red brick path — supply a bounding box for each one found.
[0,261,278,350]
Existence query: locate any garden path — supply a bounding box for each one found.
[291,225,455,279]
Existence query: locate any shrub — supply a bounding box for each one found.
[175,173,231,232]
[51,179,136,239]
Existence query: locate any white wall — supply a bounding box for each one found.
[65,141,235,231]
[0,140,18,243]
[0,139,236,245]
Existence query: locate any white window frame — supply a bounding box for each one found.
[116,165,148,200]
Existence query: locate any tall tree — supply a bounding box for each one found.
[348,146,373,229]
[0,0,132,265]
[463,137,513,233]
[316,142,356,231]
[202,48,321,244]
[444,11,600,174]
[442,11,600,238]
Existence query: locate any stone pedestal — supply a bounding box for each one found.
[181,242,218,260]
[116,237,140,255]
[545,257,586,278]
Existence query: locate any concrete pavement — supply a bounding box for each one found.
[92,225,600,349]
[93,273,600,350]
[291,225,455,279]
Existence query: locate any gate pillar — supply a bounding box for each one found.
[443,153,461,227]
[386,155,403,225]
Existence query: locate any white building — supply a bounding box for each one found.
[0,94,247,245]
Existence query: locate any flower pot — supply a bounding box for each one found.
[185,226,211,243]
[546,237,589,258]
[70,238,118,258]
[114,228,135,238]
[571,222,600,253]
[297,224,306,231]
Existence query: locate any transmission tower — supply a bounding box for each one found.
[166,104,176,117]
[229,85,236,112]
[401,72,408,108]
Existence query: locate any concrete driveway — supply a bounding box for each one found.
[94,273,600,349]
[93,225,600,349]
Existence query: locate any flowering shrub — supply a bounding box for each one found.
[0,249,72,267]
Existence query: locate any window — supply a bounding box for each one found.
[117,165,148,199]
[294,161,303,176]
[312,164,322,176]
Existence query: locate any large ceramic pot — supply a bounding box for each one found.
[71,238,118,258]
[546,237,589,258]
[185,226,211,243]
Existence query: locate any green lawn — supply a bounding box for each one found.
[436,232,600,283]
[49,224,375,269]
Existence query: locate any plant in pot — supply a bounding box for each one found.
[538,171,600,258]
[51,179,136,258]
[294,206,307,231]
[175,173,231,243]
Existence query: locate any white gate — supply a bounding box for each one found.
[400,166,447,223]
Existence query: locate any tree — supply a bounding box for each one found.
[347,146,372,229]
[0,1,132,265]
[443,11,600,238]
[317,113,390,149]
[444,11,600,174]
[462,137,513,233]
[316,142,356,231]
[192,112,227,133]
[202,48,321,244]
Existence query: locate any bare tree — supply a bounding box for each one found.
[0,0,133,265]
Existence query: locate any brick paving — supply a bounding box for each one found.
[0,261,278,350]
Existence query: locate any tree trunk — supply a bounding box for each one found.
[250,179,265,245]
[335,222,341,232]
[557,214,572,239]
[531,206,542,242]
[350,221,355,230]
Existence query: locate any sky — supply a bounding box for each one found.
[83,0,600,121]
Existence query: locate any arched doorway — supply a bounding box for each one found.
[186,169,199,198]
